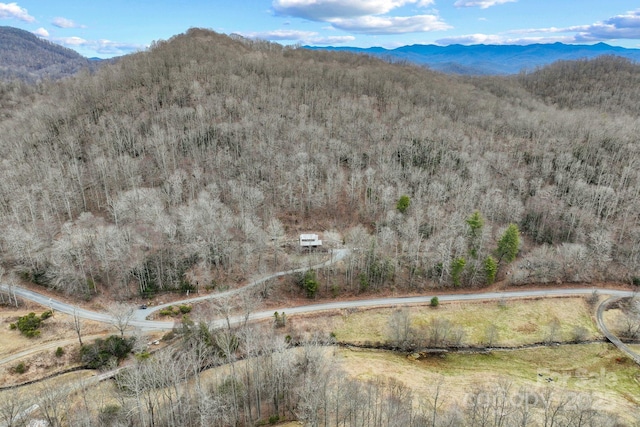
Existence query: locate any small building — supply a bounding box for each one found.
[299,233,322,247]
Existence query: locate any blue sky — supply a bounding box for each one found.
[2,1,640,58]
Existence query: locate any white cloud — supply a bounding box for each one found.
[308,35,356,44]
[243,29,319,41]
[435,33,503,45]
[454,0,516,8]
[435,33,572,45]
[0,2,34,22]
[53,36,144,55]
[272,0,447,35]
[332,14,451,34]
[57,36,87,46]
[52,16,85,29]
[438,9,640,46]
[92,39,144,55]
[240,29,355,45]
[33,27,49,37]
[273,0,434,21]
[503,9,640,44]
[573,9,640,42]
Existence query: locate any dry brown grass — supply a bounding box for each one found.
[0,306,114,388]
[0,308,109,358]
[336,343,640,419]
[293,297,600,347]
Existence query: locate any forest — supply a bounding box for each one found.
[0,28,639,301]
[1,28,640,427]
[0,26,97,82]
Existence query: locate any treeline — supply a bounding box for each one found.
[0,28,639,299]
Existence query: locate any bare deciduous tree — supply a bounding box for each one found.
[107,302,136,337]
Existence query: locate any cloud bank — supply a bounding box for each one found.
[52,16,85,29]
[437,9,640,45]
[33,27,49,37]
[573,9,640,42]
[272,0,447,35]
[453,0,516,9]
[241,29,355,45]
[0,2,34,22]
[54,37,143,55]
[331,14,450,34]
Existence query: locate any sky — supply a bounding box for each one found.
[2,1,640,58]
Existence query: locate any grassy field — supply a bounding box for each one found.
[337,343,640,419]
[1,295,636,424]
[0,308,109,358]
[314,297,601,347]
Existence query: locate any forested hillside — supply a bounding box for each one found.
[0,28,639,299]
[0,26,97,83]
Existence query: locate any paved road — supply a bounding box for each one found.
[2,252,639,364]
[135,248,351,321]
[0,249,350,331]
[3,281,634,331]
[596,296,640,364]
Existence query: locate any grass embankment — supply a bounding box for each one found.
[316,296,638,420]
[0,309,109,358]
[338,343,640,416]
[0,308,114,387]
[326,297,600,347]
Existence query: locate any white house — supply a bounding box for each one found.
[299,233,322,247]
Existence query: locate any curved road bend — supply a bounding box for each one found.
[1,249,639,363]
[2,282,635,332]
[596,296,640,364]
[136,248,351,321]
[0,248,350,330]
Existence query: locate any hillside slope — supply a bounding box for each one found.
[0,29,638,300]
[0,26,95,81]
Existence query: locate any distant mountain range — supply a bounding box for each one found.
[304,42,640,75]
[0,26,98,82]
[3,24,640,81]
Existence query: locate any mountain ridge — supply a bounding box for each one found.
[0,26,97,81]
[304,42,640,75]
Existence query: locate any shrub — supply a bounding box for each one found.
[159,306,175,316]
[13,362,27,374]
[98,404,124,426]
[274,311,287,328]
[40,310,53,320]
[430,296,439,307]
[586,290,599,308]
[15,312,44,338]
[81,335,135,369]
[55,346,65,357]
[396,195,411,213]
[572,325,589,342]
[160,305,191,316]
[135,350,151,360]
